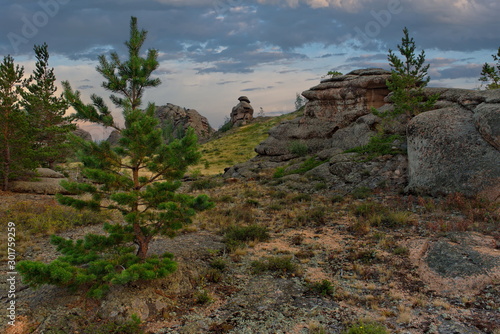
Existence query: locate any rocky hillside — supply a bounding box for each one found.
[225,68,500,202]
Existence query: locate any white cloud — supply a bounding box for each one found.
[257,0,371,11]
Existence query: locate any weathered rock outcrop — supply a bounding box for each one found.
[107,103,214,144]
[155,103,214,141]
[254,69,391,159]
[226,68,500,199]
[230,96,254,125]
[406,88,500,200]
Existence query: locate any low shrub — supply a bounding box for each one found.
[17,223,177,299]
[251,256,298,275]
[189,178,220,191]
[288,141,309,156]
[351,187,373,199]
[223,225,270,251]
[307,279,335,297]
[210,258,227,270]
[195,289,213,304]
[296,207,328,226]
[84,315,143,334]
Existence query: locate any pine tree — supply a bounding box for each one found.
[479,47,500,90]
[0,56,36,190]
[18,17,214,298]
[385,27,438,117]
[21,43,74,168]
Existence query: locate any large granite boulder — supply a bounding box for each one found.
[406,89,500,200]
[230,96,254,125]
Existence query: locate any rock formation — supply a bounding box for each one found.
[73,127,92,141]
[107,103,214,144]
[225,68,500,200]
[230,96,254,125]
[155,103,214,141]
[254,69,392,159]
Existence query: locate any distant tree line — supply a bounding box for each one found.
[0,43,74,191]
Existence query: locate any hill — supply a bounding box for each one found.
[191,111,302,175]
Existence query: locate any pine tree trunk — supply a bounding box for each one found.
[133,223,151,260]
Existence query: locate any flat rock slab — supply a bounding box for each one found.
[426,240,499,278]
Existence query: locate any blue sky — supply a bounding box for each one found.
[1,0,499,139]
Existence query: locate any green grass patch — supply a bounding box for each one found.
[344,321,388,334]
[307,279,335,297]
[251,256,298,275]
[273,157,326,178]
[345,134,404,160]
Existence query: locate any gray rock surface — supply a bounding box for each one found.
[473,102,500,150]
[406,104,500,199]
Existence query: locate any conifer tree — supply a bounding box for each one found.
[385,27,438,117]
[0,56,36,190]
[21,43,74,168]
[18,17,214,298]
[479,47,500,90]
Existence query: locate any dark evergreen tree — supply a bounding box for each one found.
[479,47,500,90]
[0,56,36,190]
[385,27,438,117]
[18,17,214,298]
[21,43,74,168]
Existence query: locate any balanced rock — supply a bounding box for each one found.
[230,96,254,125]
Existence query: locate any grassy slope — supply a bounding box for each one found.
[191,111,302,175]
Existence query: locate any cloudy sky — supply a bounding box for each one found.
[1,0,499,139]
